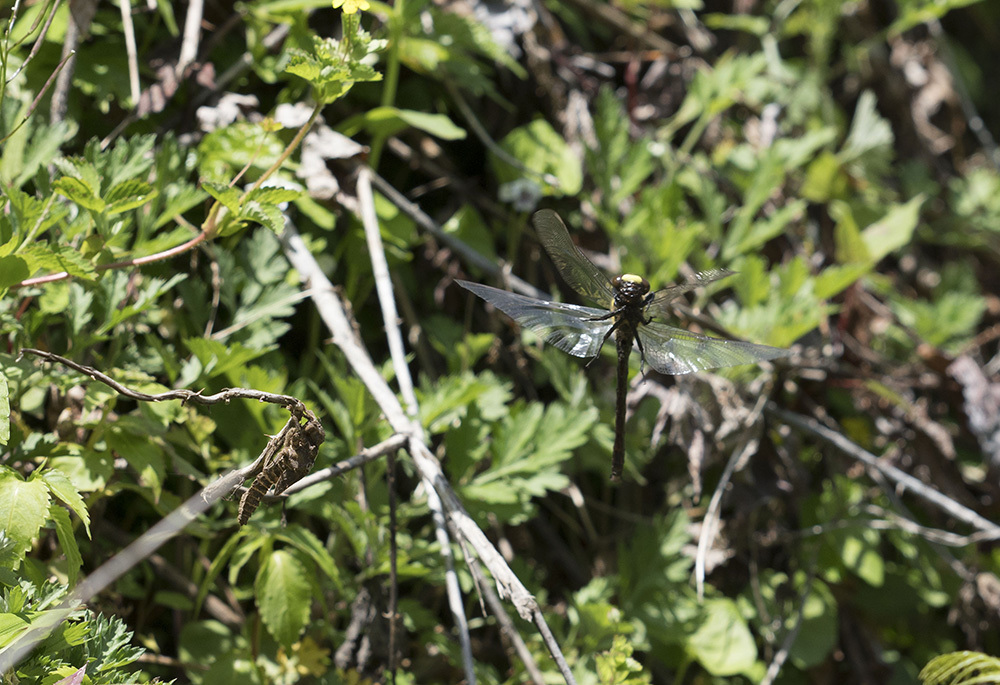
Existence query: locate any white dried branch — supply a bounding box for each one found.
[357,167,475,683]
[280,214,578,684]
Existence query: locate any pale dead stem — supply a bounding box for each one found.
[282,169,579,683]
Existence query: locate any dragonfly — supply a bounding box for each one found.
[456,209,789,481]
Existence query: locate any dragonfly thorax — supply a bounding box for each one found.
[612,274,651,309]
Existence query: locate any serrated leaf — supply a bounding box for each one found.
[0,469,51,560]
[239,200,286,234]
[40,469,90,538]
[49,505,83,585]
[247,187,302,206]
[54,176,105,213]
[18,244,96,279]
[255,549,311,649]
[274,526,342,591]
[202,181,242,217]
[105,179,157,216]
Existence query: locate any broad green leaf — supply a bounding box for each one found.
[49,504,83,586]
[106,427,166,501]
[274,526,342,591]
[0,613,30,647]
[840,90,894,178]
[255,549,311,649]
[0,255,29,290]
[0,370,8,445]
[789,577,838,668]
[686,598,758,676]
[40,469,91,537]
[814,262,871,299]
[0,469,51,560]
[861,195,923,262]
[54,176,105,213]
[345,106,467,141]
[493,119,583,196]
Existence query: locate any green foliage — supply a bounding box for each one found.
[921,651,1000,685]
[595,635,651,685]
[3,0,999,681]
[0,576,145,682]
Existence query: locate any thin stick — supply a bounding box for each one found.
[118,0,140,104]
[357,167,476,683]
[17,348,308,414]
[770,406,1000,535]
[366,168,548,301]
[443,515,547,685]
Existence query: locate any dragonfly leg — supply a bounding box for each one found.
[634,328,648,375]
[584,317,624,368]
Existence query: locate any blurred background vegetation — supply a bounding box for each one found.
[2,0,1000,682]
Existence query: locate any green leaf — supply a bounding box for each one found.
[40,469,91,538]
[596,634,651,685]
[255,549,312,649]
[0,370,9,446]
[202,181,242,217]
[53,176,105,213]
[686,598,758,676]
[861,195,923,262]
[0,613,30,647]
[105,179,157,216]
[840,90,894,179]
[274,525,342,591]
[814,262,871,299]
[920,651,1000,685]
[18,243,96,279]
[49,504,83,586]
[349,106,467,141]
[493,119,583,196]
[0,255,29,290]
[0,468,51,561]
[238,200,285,235]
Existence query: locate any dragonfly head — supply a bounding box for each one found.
[613,274,651,307]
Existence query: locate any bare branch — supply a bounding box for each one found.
[770,405,1000,536]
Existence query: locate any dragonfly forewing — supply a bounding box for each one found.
[647,269,736,314]
[456,280,613,359]
[533,209,616,307]
[636,321,790,375]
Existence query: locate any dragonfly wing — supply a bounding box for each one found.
[636,320,789,375]
[457,281,613,358]
[647,269,736,314]
[533,210,616,306]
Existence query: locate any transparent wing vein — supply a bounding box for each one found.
[457,280,612,358]
[637,321,790,375]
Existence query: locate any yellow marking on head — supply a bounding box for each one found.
[621,274,643,283]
